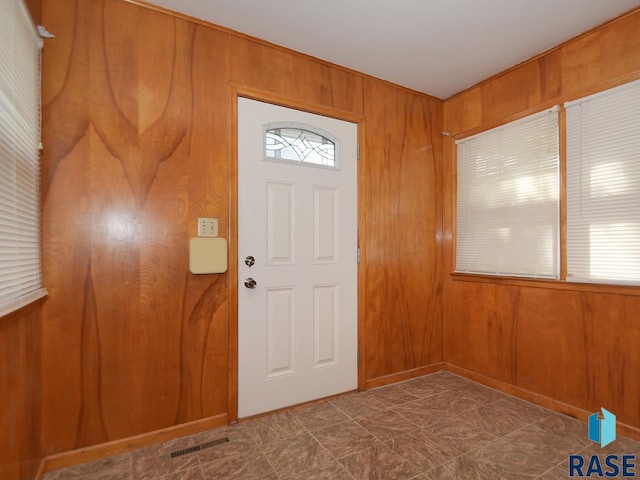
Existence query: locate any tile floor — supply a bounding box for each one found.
[43,371,640,479]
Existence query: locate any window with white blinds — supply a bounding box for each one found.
[566,79,640,286]
[0,0,46,317]
[455,107,560,278]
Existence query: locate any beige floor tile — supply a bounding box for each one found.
[330,391,386,418]
[312,420,377,458]
[339,442,420,480]
[44,371,620,480]
[355,408,420,441]
[364,385,419,408]
[289,401,350,431]
[263,432,334,477]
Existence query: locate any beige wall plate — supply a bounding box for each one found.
[189,237,228,274]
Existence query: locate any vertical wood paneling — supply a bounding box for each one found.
[230,36,364,115]
[24,0,41,23]
[446,282,640,429]
[0,303,43,480]
[320,64,364,115]
[41,0,439,458]
[580,294,640,425]
[230,37,323,106]
[182,23,231,421]
[513,288,587,405]
[36,0,640,462]
[443,281,484,372]
[42,0,230,454]
[443,7,640,432]
[363,79,443,383]
[480,61,542,124]
[560,33,602,98]
[539,50,563,102]
[442,88,481,135]
[600,13,640,81]
[483,284,520,384]
[41,0,91,454]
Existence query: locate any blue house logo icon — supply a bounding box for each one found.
[588,407,616,448]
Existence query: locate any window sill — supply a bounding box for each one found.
[0,288,48,319]
[450,273,640,297]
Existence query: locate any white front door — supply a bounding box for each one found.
[238,98,358,418]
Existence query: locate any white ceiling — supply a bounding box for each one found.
[142,0,640,99]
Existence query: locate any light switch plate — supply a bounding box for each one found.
[198,217,218,237]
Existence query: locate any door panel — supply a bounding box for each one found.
[313,284,338,368]
[266,287,295,378]
[238,98,358,418]
[313,187,338,264]
[266,181,294,265]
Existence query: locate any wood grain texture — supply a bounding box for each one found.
[41,0,229,454]
[40,0,442,459]
[230,36,364,115]
[362,78,443,382]
[445,8,640,137]
[364,363,444,389]
[37,0,640,461]
[24,0,41,24]
[36,0,640,463]
[446,283,640,430]
[443,280,484,372]
[0,302,43,480]
[443,7,640,432]
[446,363,640,440]
[45,413,227,472]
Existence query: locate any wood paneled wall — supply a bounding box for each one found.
[443,8,640,435]
[362,80,443,386]
[41,0,231,454]
[0,302,43,480]
[40,0,443,456]
[25,0,41,24]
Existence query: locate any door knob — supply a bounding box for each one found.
[244,256,255,267]
[244,277,257,289]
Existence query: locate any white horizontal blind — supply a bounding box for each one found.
[566,79,640,285]
[456,107,559,278]
[0,0,46,317]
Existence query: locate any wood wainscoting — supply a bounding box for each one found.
[0,302,43,480]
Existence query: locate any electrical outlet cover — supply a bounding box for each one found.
[197,217,218,237]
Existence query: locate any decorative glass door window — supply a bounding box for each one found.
[264,122,339,169]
